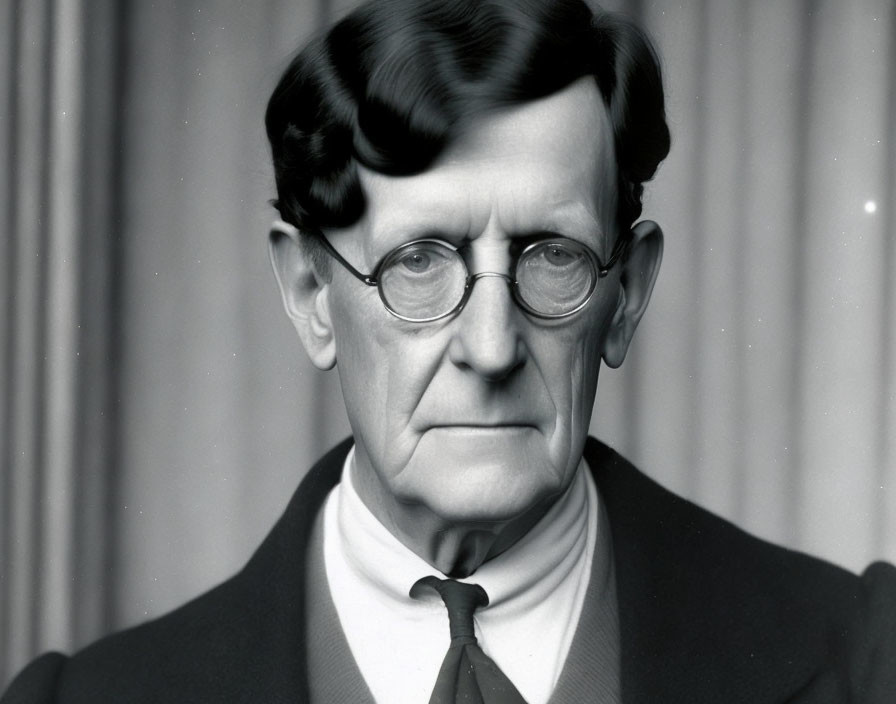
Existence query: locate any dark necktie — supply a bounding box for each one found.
[412,576,528,704]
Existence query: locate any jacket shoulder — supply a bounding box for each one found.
[585,437,896,702]
[12,559,296,702]
[585,436,883,605]
[855,561,896,701]
[2,438,352,704]
[1,653,67,704]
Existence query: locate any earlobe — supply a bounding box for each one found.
[601,220,663,368]
[268,221,337,370]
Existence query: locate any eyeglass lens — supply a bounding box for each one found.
[377,239,596,321]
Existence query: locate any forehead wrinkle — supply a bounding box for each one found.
[362,183,475,248]
[493,154,616,253]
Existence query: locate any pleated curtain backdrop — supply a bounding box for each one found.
[2,0,125,684]
[2,0,894,687]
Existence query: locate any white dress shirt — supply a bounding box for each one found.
[322,447,601,704]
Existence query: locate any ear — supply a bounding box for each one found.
[601,220,663,369]
[268,220,336,370]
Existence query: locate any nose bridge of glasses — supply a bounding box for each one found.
[463,271,516,312]
[469,271,514,284]
[457,269,520,343]
[457,270,521,327]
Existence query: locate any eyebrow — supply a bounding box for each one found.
[536,202,605,240]
[369,200,607,253]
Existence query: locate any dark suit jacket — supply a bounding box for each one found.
[4,437,895,703]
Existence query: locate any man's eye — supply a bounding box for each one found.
[542,245,577,266]
[399,251,433,273]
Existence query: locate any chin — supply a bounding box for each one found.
[396,428,573,523]
[432,494,537,525]
[417,467,566,526]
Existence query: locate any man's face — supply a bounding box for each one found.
[322,77,621,530]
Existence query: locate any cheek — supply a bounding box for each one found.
[329,286,450,467]
[535,310,608,443]
[329,303,380,418]
[571,324,604,426]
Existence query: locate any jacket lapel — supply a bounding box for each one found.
[586,438,833,703]
[232,438,352,702]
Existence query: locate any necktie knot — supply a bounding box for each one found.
[411,576,528,703]
[413,576,489,643]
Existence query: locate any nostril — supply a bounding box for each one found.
[480,354,526,383]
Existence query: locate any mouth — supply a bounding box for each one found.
[426,424,536,433]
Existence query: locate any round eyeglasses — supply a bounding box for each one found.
[305,228,631,323]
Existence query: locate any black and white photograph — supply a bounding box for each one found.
[2,0,895,701]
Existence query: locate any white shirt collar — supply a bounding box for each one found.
[323,445,602,704]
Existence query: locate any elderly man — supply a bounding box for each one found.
[3,0,895,702]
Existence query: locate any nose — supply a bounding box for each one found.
[448,273,526,381]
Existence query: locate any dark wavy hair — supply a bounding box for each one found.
[265,0,670,243]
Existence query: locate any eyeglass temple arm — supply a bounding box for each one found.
[312,231,379,286]
[597,229,633,277]
[269,220,379,286]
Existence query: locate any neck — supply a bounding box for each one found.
[405,503,554,578]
